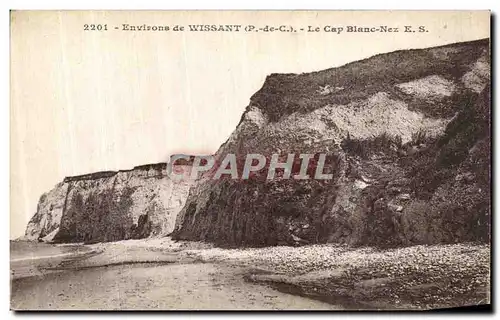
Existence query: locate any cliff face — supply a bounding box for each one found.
[172,39,490,247]
[25,39,490,247]
[24,162,194,243]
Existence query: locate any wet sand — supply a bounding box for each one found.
[10,239,490,310]
[10,241,338,310]
[11,262,337,310]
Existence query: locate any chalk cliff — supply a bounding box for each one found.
[172,39,490,247]
[25,39,490,247]
[24,161,194,243]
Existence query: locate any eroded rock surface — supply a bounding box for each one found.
[25,39,490,248]
[24,162,194,243]
[172,39,490,247]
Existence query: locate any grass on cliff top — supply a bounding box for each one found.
[250,39,488,122]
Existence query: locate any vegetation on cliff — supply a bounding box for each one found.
[172,39,490,247]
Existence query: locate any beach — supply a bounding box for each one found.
[10,238,490,310]
[10,239,337,310]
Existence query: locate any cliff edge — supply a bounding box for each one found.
[172,39,490,247]
[24,39,490,248]
[24,160,195,243]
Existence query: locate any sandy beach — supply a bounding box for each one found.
[12,263,339,310]
[10,239,338,310]
[10,238,490,310]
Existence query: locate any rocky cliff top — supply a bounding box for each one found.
[250,39,489,122]
[173,38,491,247]
[63,155,196,182]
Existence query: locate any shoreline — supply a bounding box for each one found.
[11,244,338,310]
[10,238,490,310]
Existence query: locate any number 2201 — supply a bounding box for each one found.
[84,24,108,31]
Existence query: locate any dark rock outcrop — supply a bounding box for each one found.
[172,39,490,247]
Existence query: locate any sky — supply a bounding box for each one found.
[10,11,490,238]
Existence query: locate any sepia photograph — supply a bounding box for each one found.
[9,10,491,311]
